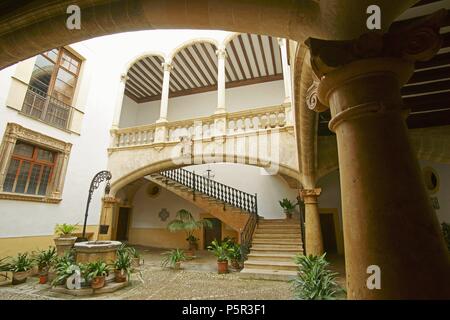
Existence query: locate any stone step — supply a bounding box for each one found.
[239,268,297,281]
[258,219,300,224]
[252,239,302,245]
[255,229,300,234]
[257,224,300,229]
[244,260,298,271]
[251,243,303,251]
[253,234,302,240]
[247,252,297,262]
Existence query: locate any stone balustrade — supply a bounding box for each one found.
[111,104,292,149]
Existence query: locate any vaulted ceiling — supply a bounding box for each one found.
[319,0,450,135]
[124,34,284,103]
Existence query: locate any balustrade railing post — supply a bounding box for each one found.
[192,170,196,201]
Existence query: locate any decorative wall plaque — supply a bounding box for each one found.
[159,208,169,221]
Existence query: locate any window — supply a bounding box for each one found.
[22,48,82,130]
[0,123,72,203]
[3,142,56,195]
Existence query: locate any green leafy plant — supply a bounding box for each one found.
[5,253,34,273]
[119,244,140,259]
[442,222,450,251]
[86,261,109,281]
[33,247,57,272]
[279,198,296,212]
[207,240,231,262]
[167,209,212,247]
[223,238,242,262]
[51,251,78,286]
[114,249,132,277]
[291,253,344,300]
[161,249,186,268]
[54,223,78,236]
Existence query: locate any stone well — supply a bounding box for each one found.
[74,241,122,264]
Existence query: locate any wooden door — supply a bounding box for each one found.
[116,207,130,241]
[320,213,338,254]
[204,218,222,249]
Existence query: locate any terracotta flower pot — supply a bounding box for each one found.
[47,270,56,283]
[114,270,127,283]
[39,273,48,284]
[91,276,105,289]
[12,271,29,285]
[174,261,181,270]
[231,259,241,270]
[217,260,228,274]
[284,210,293,219]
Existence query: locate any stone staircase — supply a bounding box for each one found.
[148,171,253,233]
[240,219,303,281]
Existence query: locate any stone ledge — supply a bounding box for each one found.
[0,192,61,203]
[51,281,129,296]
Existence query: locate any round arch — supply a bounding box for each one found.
[168,38,220,63]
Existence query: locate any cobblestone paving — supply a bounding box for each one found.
[0,248,345,300]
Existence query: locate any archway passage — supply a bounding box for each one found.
[0,0,417,69]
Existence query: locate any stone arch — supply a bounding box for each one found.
[167,38,220,63]
[123,51,167,75]
[110,155,300,197]
[0,1,414,69]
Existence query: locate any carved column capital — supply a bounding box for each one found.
[161,62,173,72]
[216,48,227,59]
[300,188,322,204]
[120,73,129,83]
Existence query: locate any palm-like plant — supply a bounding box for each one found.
[291,253,344,300]
[54,223,78,236]
[33,247,57,272]
[279,198,296,212]
[114,249,132,277]
[8,253,34,272]
[167,209,212,247]
[207,240,231,262]
[161,249,186,269]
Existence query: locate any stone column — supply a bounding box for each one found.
[301,188,324,256]
[157,62,173,123]
[111,73,128,130]
[278,38,292,104]
[215,47,227,114]
[306,11,450,299]
[97,196,118,241]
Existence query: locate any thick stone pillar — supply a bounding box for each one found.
[301,188,324,256]
[306,11,450,299]
[278,38,292,103]
[157,62,173,123]
[216,47,227,114]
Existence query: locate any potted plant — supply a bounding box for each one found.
[161,249,186,270]
[119,245,141,268]
[33,247,57,284]
[5,253,34,285]
[114,249,132,283]
[167,209,212,256]
[86,261,109,289]
[291,253,345,300]
[207,240,231,274]
[54,223,78,256]
[279,198,296,219]
[51,251,79,287]
[225,239,242,270]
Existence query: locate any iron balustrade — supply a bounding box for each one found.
[160,168,259,253]
[21,86,73,130]
[160,168,258,214]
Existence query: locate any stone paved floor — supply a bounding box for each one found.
[0,247,346,300]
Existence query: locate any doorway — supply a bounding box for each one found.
[116,207,131,241]
[319,212,338,254]
[204,218,222,249]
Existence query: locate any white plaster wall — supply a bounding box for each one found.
[119,80,284,127]
[131,181,201,229]
[184,163,298,219]
[0,30,239,238]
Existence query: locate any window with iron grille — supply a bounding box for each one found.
[21,48,82,130]
[3,141,56,196]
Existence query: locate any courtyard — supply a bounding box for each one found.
[0,247,346,300]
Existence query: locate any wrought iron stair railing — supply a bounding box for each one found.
[159,168,258,251]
